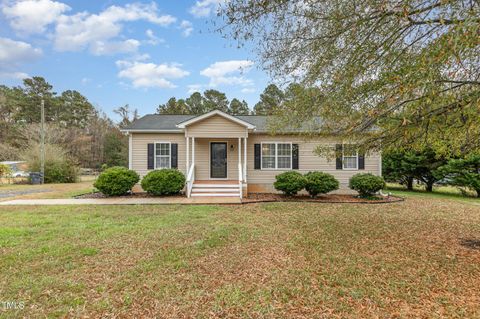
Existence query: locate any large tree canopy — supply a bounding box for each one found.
[220,0,480,156]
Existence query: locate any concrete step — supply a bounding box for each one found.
[193,184,239,188]
[191,193,240,197]
[192,188,239,193]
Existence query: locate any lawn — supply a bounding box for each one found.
[0,177,95,202]
[1,198,479,318]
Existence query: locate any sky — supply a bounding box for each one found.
[0,0,270,120]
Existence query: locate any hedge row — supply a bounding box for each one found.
[274,171,385,197]
[94,167,185,196]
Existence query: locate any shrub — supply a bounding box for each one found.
[24,143,79,183]
[349,173,385,197]
[141,169,186,196]
[304,172,339,197]
[274,171,306,196]
[94,166,139,196]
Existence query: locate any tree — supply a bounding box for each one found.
[203,89,229,112]
[185,92,205,114]
[114,104,139,128]
[156,97,190,114]
[16,77,58,123]
[382,151,417,191]
[58,90,94,128]
[439,155,480,197]
[253,84,284,115]
[221,1,480,157]
[383,148,447,192]
[104,130,128,167]
[229,98,250,115]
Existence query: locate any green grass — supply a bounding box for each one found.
[1,200,479,318]
[386,183,479,203]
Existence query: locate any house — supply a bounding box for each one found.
[121,110,381,198]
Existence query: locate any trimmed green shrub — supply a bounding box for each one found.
[141,169,186,196]
[349,173,385,197]
[274,171,306,196]
[94,166,139,196]
[304,172,339,197]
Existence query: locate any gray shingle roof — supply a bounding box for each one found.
[122,114,270,132]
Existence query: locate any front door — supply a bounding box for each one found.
[210,142,227,178]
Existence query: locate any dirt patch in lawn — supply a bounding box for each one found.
[74,192,185,200]
[244,193,403,204]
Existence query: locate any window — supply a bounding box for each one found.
[155,142,171,169]
[342,144,358,170]
[261,143,292,169]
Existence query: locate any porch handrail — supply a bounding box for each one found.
[186,163,195,198]
[238,163,243,198]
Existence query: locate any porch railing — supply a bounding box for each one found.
[186,163,195,198]
[238,163,243,198]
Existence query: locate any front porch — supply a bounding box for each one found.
[174,110,256,198]
[184,137,248,198]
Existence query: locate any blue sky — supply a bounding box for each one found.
[0,0,269,120]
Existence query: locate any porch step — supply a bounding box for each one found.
[192,188,239,193]
[191,181,241,198]
[191,193,240,197]
[193,183,239,188]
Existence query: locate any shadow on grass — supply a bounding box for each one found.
[460,238,480,250]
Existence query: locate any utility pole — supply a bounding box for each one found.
[40,99,45,184]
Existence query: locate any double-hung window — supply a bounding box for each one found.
[155,142,171,169]
[342,144,358,170]
[261,143,292,169]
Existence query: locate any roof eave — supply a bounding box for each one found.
[176,110,256,129]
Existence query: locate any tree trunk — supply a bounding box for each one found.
[425,182,434,192]
[476,189,480,198]
[407,177,414,191]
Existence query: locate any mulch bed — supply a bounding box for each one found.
[243,193,404,204]
[76,191,403,204]
[74,192,185,199]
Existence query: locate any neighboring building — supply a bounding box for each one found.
[121,110,381,198]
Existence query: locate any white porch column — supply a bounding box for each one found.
[238,137,242,181]
[192,137,195,168]
[243,137,247,182]
[128,133,132,170]
[186,136,189,172]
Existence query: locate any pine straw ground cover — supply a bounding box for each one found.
[0,198,479,318]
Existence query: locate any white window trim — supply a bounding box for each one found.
[154,142,171,169]
[342,145,358,170]
[260,142,293,170]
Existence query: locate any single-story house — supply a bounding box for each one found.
[121,110,381,198]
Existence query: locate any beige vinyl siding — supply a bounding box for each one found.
[246,134,381,192]
[131,133,186,177]
[193,138,240,180]
[186,115,248,138]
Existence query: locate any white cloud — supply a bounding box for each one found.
[200,60,254,87]
[81,77,91,85]
[0,37,42,79]
[116,60,189,89]
[2,0,70,34]
[187,84,203,94]
[89,39,140,56]
[145,29,165,45]
[53,3,176,54]
[189,0,224,18]
[0,37,43,63]
[241,87,255,94]
[0,71,29,79]
[180,20,193,37]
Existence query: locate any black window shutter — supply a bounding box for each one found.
[171,143,178,169]
[147,143,154,170]
[358,153,365,170]
[292,144,299,169]
[335,144,343,170]
[254,144,261,169]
